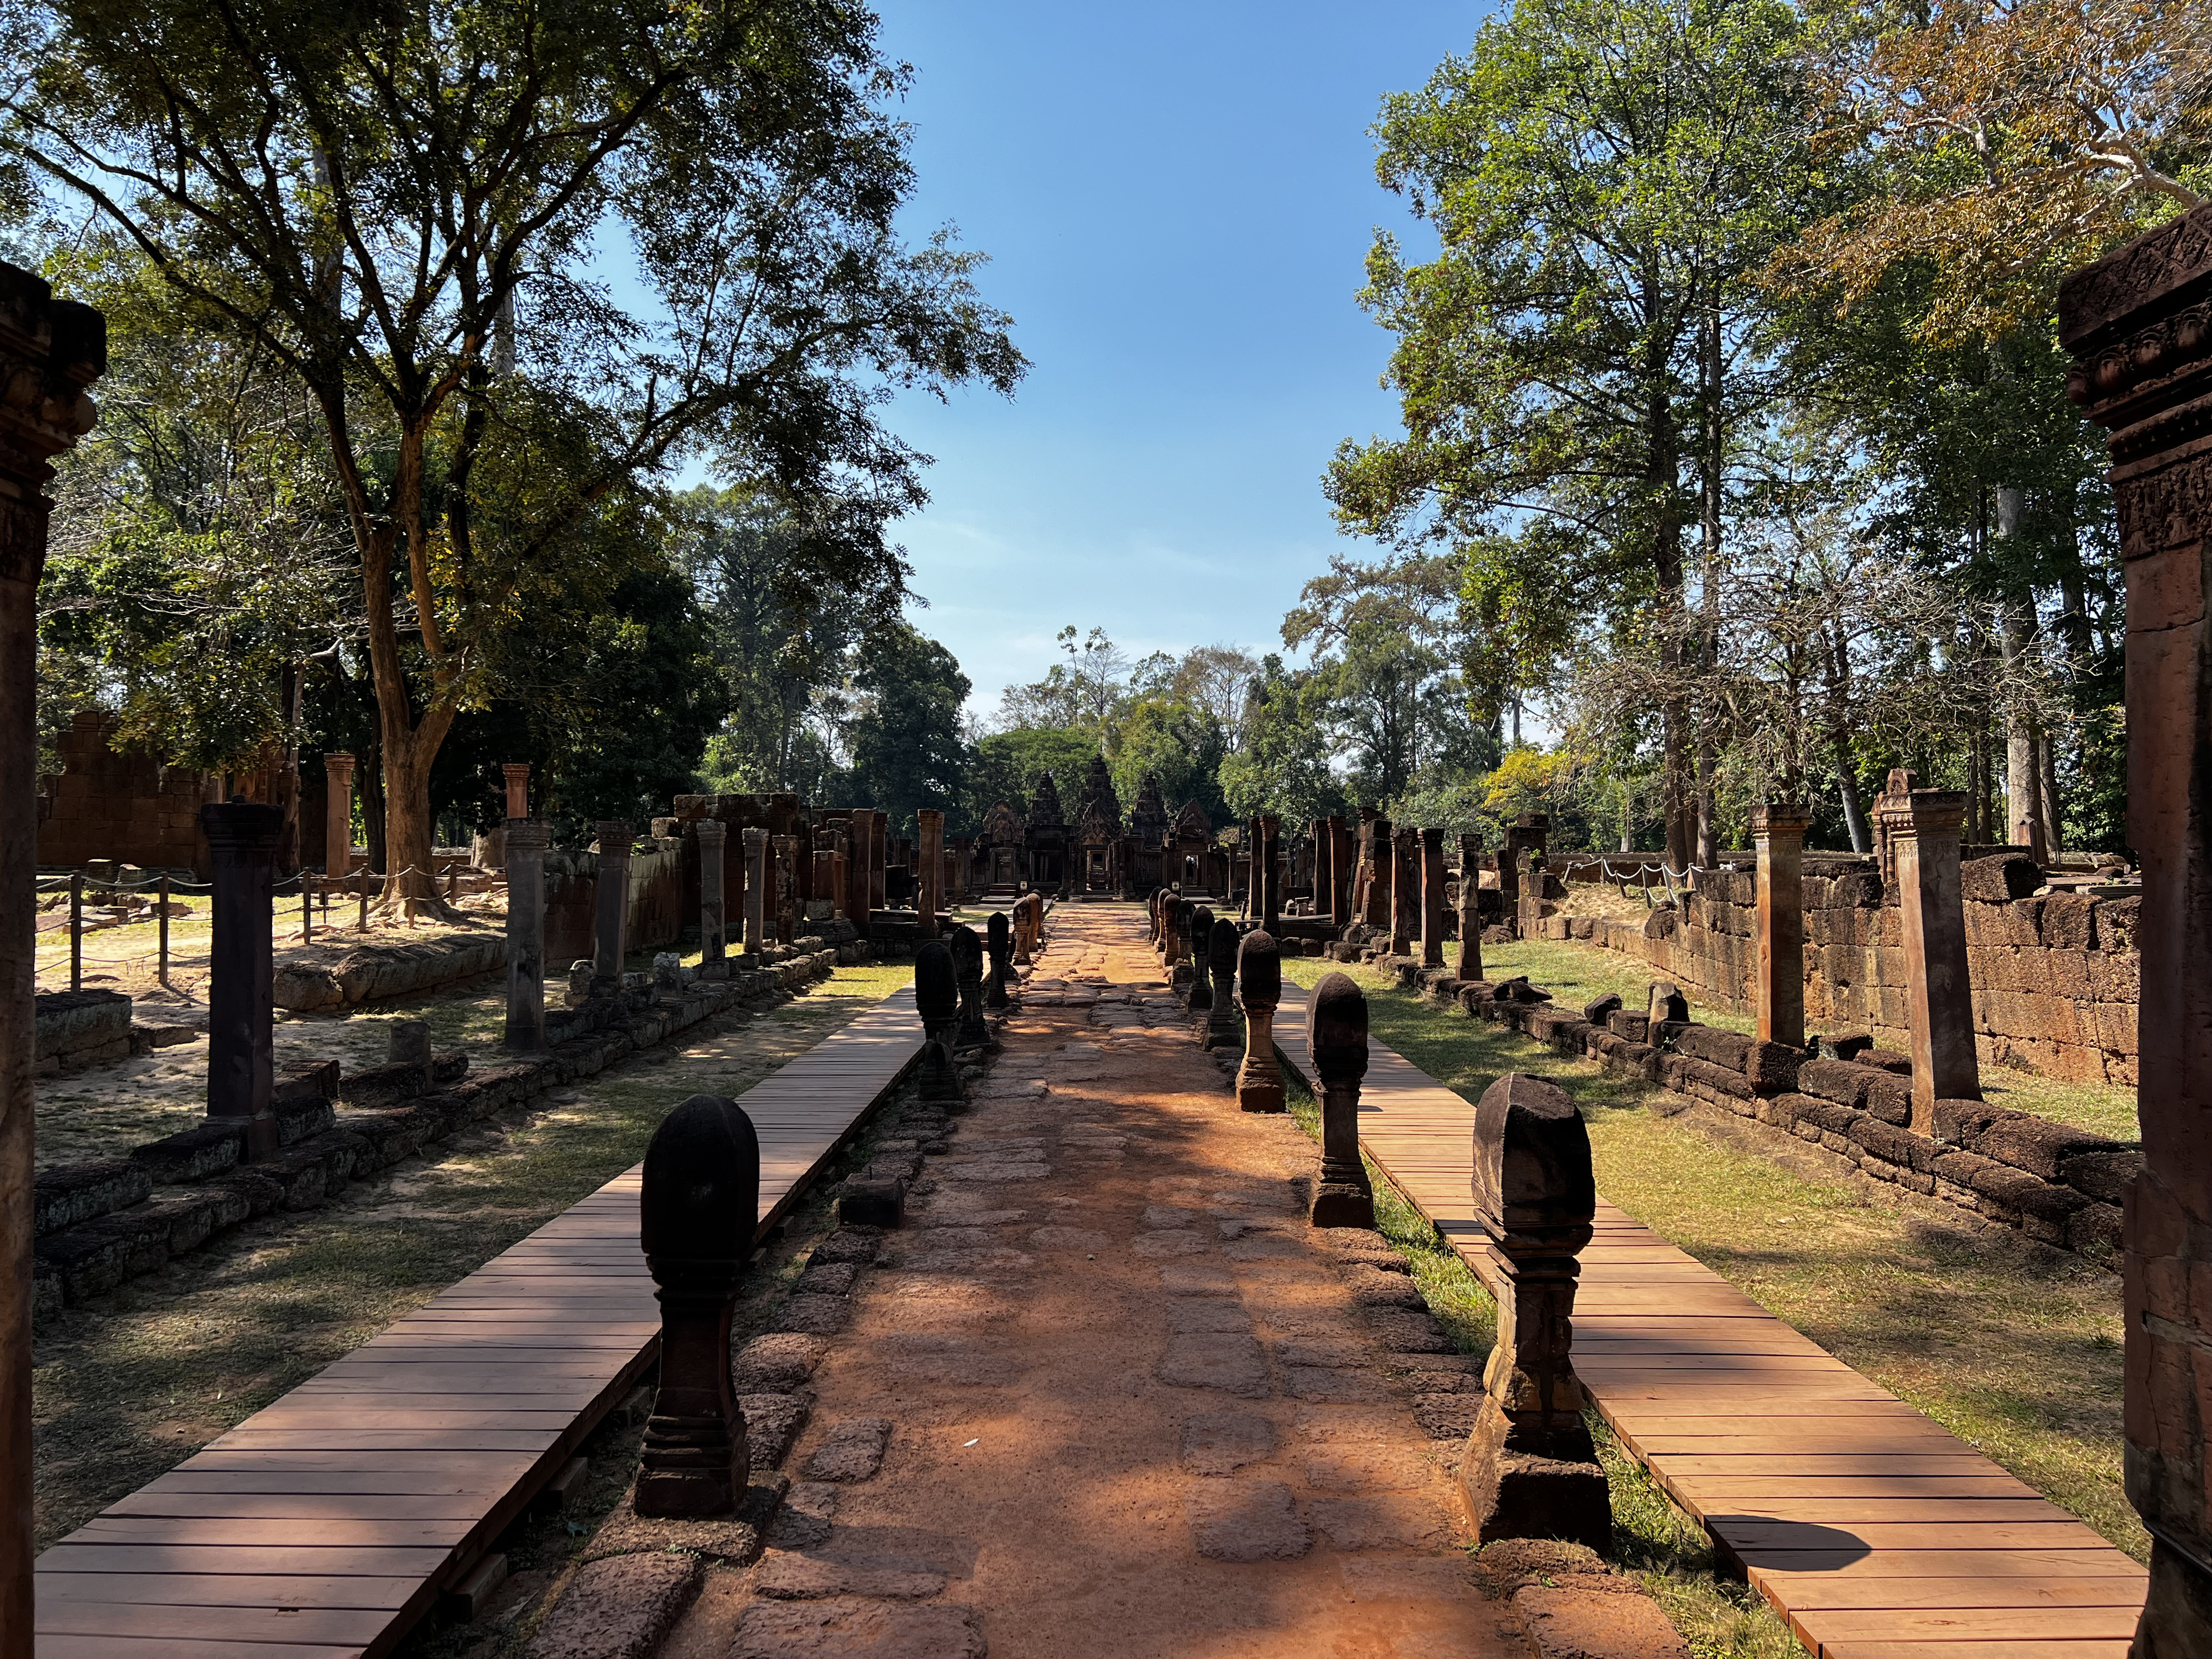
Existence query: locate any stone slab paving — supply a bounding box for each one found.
[1270,982,2151,1659]
[659,906,1531,1659]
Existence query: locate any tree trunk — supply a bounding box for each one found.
[1694,278,1723,869]
[1997,585,2043,848]
[1833,722,1870,852]
[361,735,387,875]
[2039,729,2064,853]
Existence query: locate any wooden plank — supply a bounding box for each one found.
[35,1574,419,1610]
[1758,1577,2151,1610]
[37,1600,392,1644]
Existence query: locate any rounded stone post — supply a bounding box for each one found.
[917,808,943,938]
[592,821,632,996]
[1459,1072,1608,1550]
[635,1094,758,1518]
[201,800,285,1160]
[1014,897,1035,967]
[1204,916,1241,1050]
[984,910,1013,1008]
[697,819,728,974]
[1877,787,1980,1131]
[503,818,550,1051]
[1420,827,1447,968]
[1750,802,1812,1048]
[1187,904,1215,1011]
[743,827,768,958]
[1235,929,1286,1114]
[950,923,989,1050]
[502,762,530,821]
[1308,972,1374,1227]
[1457,833,1485,982]
[915,939,964,1105]
[323,752,357,875]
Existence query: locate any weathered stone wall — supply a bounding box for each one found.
[36,709,220,877]
[544,840,685,966]
[1554,856,2140,1086]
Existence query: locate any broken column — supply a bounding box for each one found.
[1750,802,1811,1049]
[914,939,964,1105]
[1391,827,1421,956]
[592,821,632,996]
[1457,833,1485,983]
[1420,827,1447,969]
[742,827,768,958]
[201,800,285,1159]
[984,911,1013,1009]
[950,923,989,1050]
[2064,201,2212,1652]
[1308,972,1375,1228]
[1235,929,1286,1114]
[697,818,728,975]
[324,752,357,874]
[635,1093,758,1517]
[1459,1072,1609,1550]
[503,816,550,1050]
[916,807,943,938]
[1876,786,1980,1134]
[1205,916,1241,1050]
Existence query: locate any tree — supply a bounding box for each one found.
[1217,656,1344,825]
[5,0,1022,904]
[832,622,971,837]
[965,728,1096,829]
[993,625,1131,737]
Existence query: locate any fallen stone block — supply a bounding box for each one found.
[33,1159,152,1238]
[731,1597,986,1659]
[525,1551,700,1659]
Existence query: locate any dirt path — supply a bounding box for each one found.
[665,904,1528,1658]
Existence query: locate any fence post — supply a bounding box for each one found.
[300,876,312,944]
[157,873,171,987]
[69,872,81,991]
[357,867,370,933]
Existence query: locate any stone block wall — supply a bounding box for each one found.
[36,709,220,877]
[1556,857,2140,1086]
[544,840,685,966]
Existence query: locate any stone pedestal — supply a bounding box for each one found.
[592,821,632,996]
[502,762,529,820]
[635,1094,757,1518]
[324,753,357,874]
[2062,211,2212,1653]
[1391,827,1420,955]
[1308,972,1374,1228]
[1419,827,1447,968]
[201,801,285,1160]
[1204,917,1241,1050]
[1187,904,1215,1011]
[984,911,1013,1009]
[1750,803,1811,1048]
[742,827,768,958]
[697,820,728,971]
[1457,833,1485,982]
[914,940,964,1105]
[950,924,989,1050]
[503,818,550,1050]
[917,808,943,938]
[1877,786,1980,1133]
[1459,1073,1608,1550]
[1235,929,1286,1113]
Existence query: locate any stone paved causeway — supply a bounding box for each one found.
[659,903,1531,1658]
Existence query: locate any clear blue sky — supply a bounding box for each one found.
[867,1,1477,719]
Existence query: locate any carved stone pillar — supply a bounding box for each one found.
[1259,813,1282,933]
[1308,972,1375,1228]
[1877,787,1980,1133]
[984,910,1013,1009]
[503,818,550,1050]
[1328,816,1353,923]
[697,818,728,974]
[635,1093,757,1517]
[1498,825,1523,935]
[1519,850,1546,940]
[1235,929,1286,1114]
[201,801,284,1161]
[869,810,888,915]
[591,822,632,995]
[1311,817,1331,924]
[324,752,357,874]
[1015,895,1035,967]
[502,762,530,821]
[1362,815,1394,928]
[1420,826,1447,969]
[916,808,943,938]
[1205,916,1242,1050]
[1,269,101,1655]
[1187,904,1215,1012]
[1457,833,1485,983]
[2062,208,2212,1652]
[1390,827,1420,956]
[1750,802,1812,1048]
[950,923,989,1050]
[1459,1072,1608,1549]
[914,940,964,1105]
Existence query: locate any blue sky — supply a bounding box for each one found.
[865,1,1478,719]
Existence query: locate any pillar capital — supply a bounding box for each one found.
[504,817,551,852]
[595,820,633,858]
[695,817,727,844]
[323,751,357,779]
[1749,801,1812,840]
[1878,787,1966,838]
[501,763,530,819]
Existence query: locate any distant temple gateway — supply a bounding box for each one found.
[968,760,1231,899]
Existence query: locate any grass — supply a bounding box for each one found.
[1282,954,2136,1629]
[30,961,913,1556]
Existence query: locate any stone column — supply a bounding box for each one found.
[1498,826,1523,933]
[1519,849,1546,940]
[773,832,800,943]
[324,752,357,874]
[743,827,768,958]
[697,819,728,974]
[503,817,550,1050]
[2064,207,2212,1650]
[1362,816,1394,928]
[1260,813,1282,933]
[847,809,874,924]
[1457,834,1485,983]
[635,1094,757,1517]
[1879,787,1980,1133]
[1328,817,1352,922]
[502,762,529,820]
[592,821,632,995]
[1420,827,1447,968]
[869,811,888,914]
[1391,827,1420,956]
[0,269,100,1656]
[201,800,284,1160]
[916,808,944,938]
[1459,1072,1609,1550]
[1308,972,1375,1227]
[1750,802,1812,1048]
[1235,929,1286,1113]
[1205,916,1242,1050]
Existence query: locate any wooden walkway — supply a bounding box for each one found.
[1271,981,2148,1659]
[34,986,925,1659]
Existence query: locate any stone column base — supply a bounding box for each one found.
[1459,1444,1611,1554]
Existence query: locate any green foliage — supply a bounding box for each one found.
[831,623,972,837]
[966,728,1099,828]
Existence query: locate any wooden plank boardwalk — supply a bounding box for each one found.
[1270,981,2148,1659]
[34,985,925,1659]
